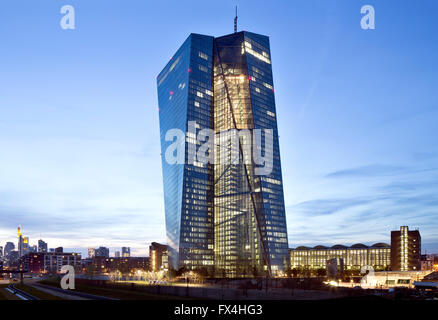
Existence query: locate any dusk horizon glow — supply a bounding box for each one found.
[1,0,437,258]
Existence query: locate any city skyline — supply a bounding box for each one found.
[2,223,435,260]
[1,0,438,256]
[0,225,136,258]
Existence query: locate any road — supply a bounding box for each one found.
[29,283,89,300]
[6,284,39,300]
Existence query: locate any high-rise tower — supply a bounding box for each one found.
[18,225,24,257]
[391,226,421,271]
[38,239,48,253]
[122,247,131,258]
[157,31,289,277]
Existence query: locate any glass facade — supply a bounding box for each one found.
[157,34,215,270]
[157,32,289,277]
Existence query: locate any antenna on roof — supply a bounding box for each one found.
[234,6,238,33]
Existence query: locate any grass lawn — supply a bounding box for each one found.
[0,284,8,300]
[38,279,193,300]
[15,284,64,300]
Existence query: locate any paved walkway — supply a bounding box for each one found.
[29,284,89,300]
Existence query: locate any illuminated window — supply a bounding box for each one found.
[198,51,208,60]
[242,41,271,64]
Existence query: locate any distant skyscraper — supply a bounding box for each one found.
[0,246,3,257]
[157,31,289,277]
[38,240,48,253]
[391,226,421,271]
[88,247,96,258]
[23,237,30,255]
[4,242,14,256]
[18,225,24,257]
[17,226,29,257]
[7,251,19,264]
[95,247,109,258]
[115,251,120,258]
[122,247,130,258]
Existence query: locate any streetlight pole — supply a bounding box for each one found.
[186,274,189,297]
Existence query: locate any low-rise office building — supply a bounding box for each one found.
[391,226,421,271]
[290,243,391,272]
[45,252,81,272]
[290,226,423,273]
[83,256,150,274]
[360,270,433,289]
[21,252,81,273]
[149,242,168,272]
[421,254,434,271]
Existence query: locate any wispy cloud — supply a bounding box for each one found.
[325,164,407,178]
[291,197,378,217]
[288,161,438,252]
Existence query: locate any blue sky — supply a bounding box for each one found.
[0,0,437,257]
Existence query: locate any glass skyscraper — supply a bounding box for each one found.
[157,31,289,277]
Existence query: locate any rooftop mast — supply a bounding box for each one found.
[234,6,238,33]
